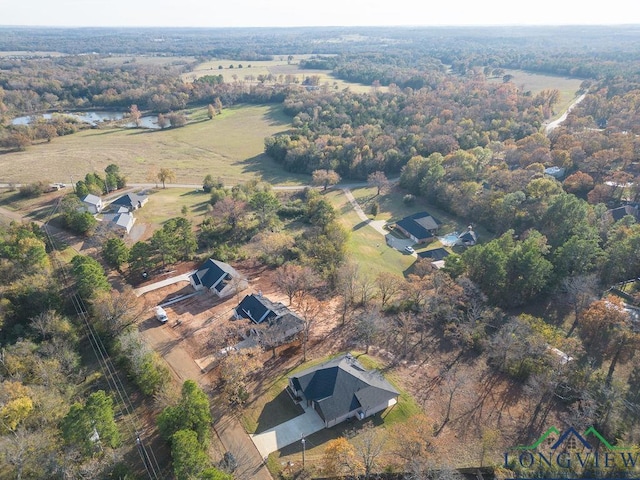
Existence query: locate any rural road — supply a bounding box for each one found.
[139,318,273,480]
[342,188,388,236]
[544,92,587,134]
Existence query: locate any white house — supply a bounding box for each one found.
[82,194,103,214]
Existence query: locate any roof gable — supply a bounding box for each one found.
[82,194,102,205]
[418,247,450,261]
[194,259,229,288]
[396,217,432,240]
[396,211,441,240]
[291,354,398,422]
[609,205,638,222]
[236,294,278,323]
[111,193,148,208]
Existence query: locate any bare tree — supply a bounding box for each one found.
[274,264,318,306]
[562,274,599,336]
[298,298,320,362]
[0,427,56,480]
[434,368,467,436]
[29,310,60,340]
[354,309,382,354]
[90,287,146,337]
[336,262,359,324]
[375,272,403,309]
[394,312,417,357]
[356,272,377,307]
[211,196,247,230]
[350,422,387,480]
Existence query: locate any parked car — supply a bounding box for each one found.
[154,306,168,323]
[404,245,415,254]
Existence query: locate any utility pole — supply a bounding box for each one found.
[301,435,306,469]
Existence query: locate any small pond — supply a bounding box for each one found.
[11,111,160,129]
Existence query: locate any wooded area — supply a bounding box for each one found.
[2,25,640,479]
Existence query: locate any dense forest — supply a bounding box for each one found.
[2,25,640,479]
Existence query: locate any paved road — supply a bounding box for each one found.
[544,92,587,134]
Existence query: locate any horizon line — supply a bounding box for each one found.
[1,23,639,29]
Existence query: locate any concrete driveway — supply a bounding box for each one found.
[134,270,196,296]
[250,403,326,457]
[385,233,418,256]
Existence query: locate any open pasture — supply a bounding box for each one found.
[488,69,584,114]
[0,104,308,186]
[184,55,377,93]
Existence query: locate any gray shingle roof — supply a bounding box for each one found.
[395,211,441,241]
[110,193,148,209]
[192,258,239,289]
[290,354,398,422]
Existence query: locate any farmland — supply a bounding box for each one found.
[183,55,378,93]
[0,104,305,186]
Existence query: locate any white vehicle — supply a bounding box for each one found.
[404,245,415,254]
[154,306,168,323]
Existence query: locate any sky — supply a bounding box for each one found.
[2,0,638,28]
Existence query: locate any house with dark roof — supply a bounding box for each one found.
[457,227,477,246]
[234,293,304,345]
[288,353,399,428]
[394,212,441,244]
[109,192,148,211]
[189,258,247,298]
[418,247,450,269]
[417,247,450,262]
[82,194,103,214]
[607,205,639,223]
[234,293,288,324]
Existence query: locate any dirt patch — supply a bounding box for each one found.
[136,258,558,471]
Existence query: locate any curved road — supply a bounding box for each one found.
[544,92,587,134]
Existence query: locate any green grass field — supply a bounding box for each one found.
[324,189,416,276]
[0,104,306,186]
[326,186,493,275]
[184,55,378,94]
[130,187,211,228]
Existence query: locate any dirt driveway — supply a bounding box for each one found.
[135,260,304,480]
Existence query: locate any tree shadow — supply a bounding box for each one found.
[263,104,294,126]
[237,153,308,185]
[353,220,370,231]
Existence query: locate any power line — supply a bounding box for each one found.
[41,198,163,480]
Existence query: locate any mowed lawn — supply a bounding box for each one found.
[0,104,307,186]
[324,189,416,277]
